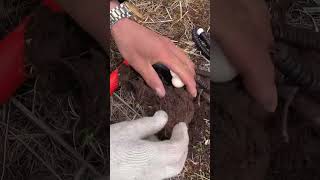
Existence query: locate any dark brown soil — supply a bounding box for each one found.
[214,64,320,180]
[119,65,197,138]
[118,64,210,177]
[1,5,109,179]
[26,6,109,136]
[1,1,210,179]
[213,80,273,180]
[0,0,38,39]
[134,79,195,138]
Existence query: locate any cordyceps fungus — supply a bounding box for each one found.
[271,43,320,91]
[211,38,238,83]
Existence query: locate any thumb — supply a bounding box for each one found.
[111,110,168,140]
[170,122,189,144]
[152,122,189,172]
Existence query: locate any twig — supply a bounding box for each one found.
[143,19,174,24]
[165,7,172,20]
[201,92,210,104]
[291,9,319,32]
[74,152,95,180]
[0,104,8,180]
[9,130,63,180]
[114,93,142,118]
[197,89,203,106]
[194,172,210,180]
[281,87,299,143]
[11,98,101,176]
[171,11,189,27]
[32,77,38,113]
[179,1,183,19]
[68,97,80,119]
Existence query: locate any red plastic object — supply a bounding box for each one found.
[123,60,129,66]
[0,16,31,104]
[42,0,63,12]
[109,60,129,96]
[110,69,119,96]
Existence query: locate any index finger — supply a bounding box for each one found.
[161,53,197,97]
[217,29,277,112]
[151,122,189,164]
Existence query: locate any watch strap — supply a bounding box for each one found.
[110,3,132,27]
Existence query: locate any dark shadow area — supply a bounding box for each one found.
[212,0,320,179]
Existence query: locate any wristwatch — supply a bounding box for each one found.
[110,2,143,27]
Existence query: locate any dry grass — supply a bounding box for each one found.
[111,0,210,121]
[0,0,210,179]
[1,1,106,179]
[286,0,320,30]
[110,0,210,179]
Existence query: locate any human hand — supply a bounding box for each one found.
[111,18,196,98]
[110,111,189,180]
[213,0,277,112]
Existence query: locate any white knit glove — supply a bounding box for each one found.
[110,110,189,180]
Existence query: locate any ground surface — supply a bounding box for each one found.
[0,0,210,180]
[3,0,320,180]
[110,0,210,179]
[1,1,108,180]
[214,0,320,180]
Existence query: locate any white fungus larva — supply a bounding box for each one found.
[212,40,238,82]
[170,70,185,88]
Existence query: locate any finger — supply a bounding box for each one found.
[153,122,189,164]
[164,148,188,178]
[173,50,196,77]
[144,135,160,142]
[167,41,196,76]
[170,122,189,143]
[242,0,274,46]
[132,62,166,97]
[161,54,197,97]
[162,123,189,178]
[110,110,168,140]
[218,30,278,112]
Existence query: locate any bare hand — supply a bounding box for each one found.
[111,19,196,98]
[213,0,277,112]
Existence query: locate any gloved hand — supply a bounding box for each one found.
[110,110,189,180]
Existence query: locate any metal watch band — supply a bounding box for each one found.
[110,3,132,27]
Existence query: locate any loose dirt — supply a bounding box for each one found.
[214,78,320,180]
[0,0,211,179]
[119,65,195,138]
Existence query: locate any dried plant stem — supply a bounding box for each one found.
[114,93,142,118]
[11,98,101,176]
[9,130,63,180]
[0,104,8,180]
[282,87,299,143]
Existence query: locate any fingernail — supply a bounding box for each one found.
[264,97,277,112]
[192,89,197,98]
[263,87,278,112]
[156,88,165,98]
